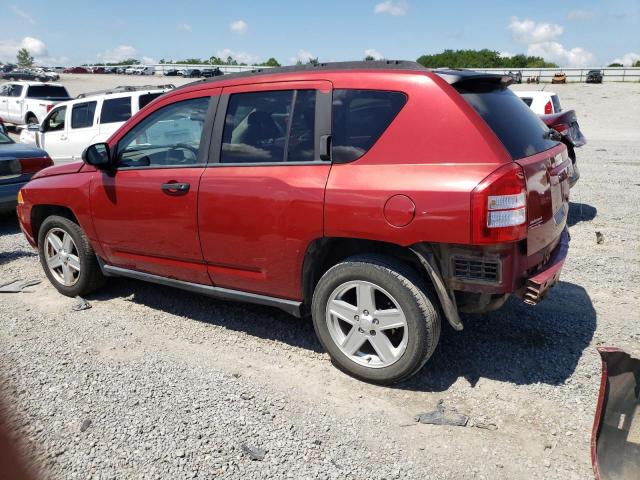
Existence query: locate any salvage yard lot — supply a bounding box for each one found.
[1,76,639,479]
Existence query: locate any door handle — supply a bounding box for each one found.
[60,135,67,141]
[161,182,190,195]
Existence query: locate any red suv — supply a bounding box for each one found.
[17,61,571,384]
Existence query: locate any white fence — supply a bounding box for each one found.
[472,67,640,83]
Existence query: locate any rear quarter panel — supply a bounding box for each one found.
[325,72,510,246]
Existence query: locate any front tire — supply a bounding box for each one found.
[38,215,106,297]
[312,255,441,385]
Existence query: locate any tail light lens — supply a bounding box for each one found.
[19,156,53,174]
[551,122,569,134]
[544,100,552,114]
[47,104,54,113]
[471,163,527,244]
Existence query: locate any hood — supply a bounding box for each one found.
[0,143,49,160]
[31,161,84,180]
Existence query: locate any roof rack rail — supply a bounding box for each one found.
[76,84,175,99]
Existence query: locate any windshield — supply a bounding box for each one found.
[26,85,70,99]
[0,130,14,144]
[458,84,559,159]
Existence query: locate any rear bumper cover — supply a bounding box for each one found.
[519,227,570,305]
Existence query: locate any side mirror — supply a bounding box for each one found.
[82,143,112,170]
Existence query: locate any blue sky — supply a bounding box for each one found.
[1,0,639,66]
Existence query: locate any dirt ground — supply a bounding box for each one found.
[1,76,639,479]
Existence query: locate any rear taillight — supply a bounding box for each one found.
[551,123,569,134]
[46,104,53,113]
[544,100,552,114]
[19,156,53,174]
[471,163,527,244]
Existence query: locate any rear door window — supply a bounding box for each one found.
[331,89,406,163]
[551,95,562,113]
[520,97,533,107]
[221,89,318,164]
[8,85,23,97]
[459,86,558,159]
[100,96,132,124]
[71,101,97,129]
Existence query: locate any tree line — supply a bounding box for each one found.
[6,47,640,69]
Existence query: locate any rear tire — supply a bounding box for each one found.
[311,254,441,385]
[38,215,106,297]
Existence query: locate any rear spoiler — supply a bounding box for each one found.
[433,69,514,89]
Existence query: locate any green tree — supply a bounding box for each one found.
[364,55,376,61]
[259,57,281,67]
[607,62,623,67]
[633,60,640,67]
[416,49,557,69]
[16,48,34,67]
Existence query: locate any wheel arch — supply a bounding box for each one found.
[31,204,80,246]
[24,111,38,124]
[301,237,463,330]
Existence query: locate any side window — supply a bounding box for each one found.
[139,92,163,110]
[44,107,67,132]
[551,95,562,113]
[221,89,317,164]
[71,101,97,129]
[117,97,209,169]
[0,85,9,96]
[331,89,407,163]
[8,85,23,97]
[521,97,533,107]
[100,97,132,124]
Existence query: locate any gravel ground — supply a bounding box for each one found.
[1,79,639,479]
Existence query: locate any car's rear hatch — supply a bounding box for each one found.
[437,71,571,255]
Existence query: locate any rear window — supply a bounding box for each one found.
[71,101,97,129]
[331,90,406,163]
[551,95,562,113]
[520,97,533,107]
[26,85,69,99]
[101,97,132,124]
[459,86,559,160]
[139,92,164,110]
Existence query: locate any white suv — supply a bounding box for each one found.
[513,90,562,115]
[21,85,172,164]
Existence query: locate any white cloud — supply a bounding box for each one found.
[364,48,383,60]
[11,5,35,25]
[98,45,138,63]
[527,42,595,67]
[567,10,594,21]
[216,48,259,65]
[0,36,48,63]
[499,51,514,58]
[142,56,156,65]
[290,49,315,64]
[612,52,640,66]
[229,20,248,34]
[177,22,191,32]
[508,17,563,43]
[374,0,408,16]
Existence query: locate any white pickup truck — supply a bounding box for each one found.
[21,85,171,163]
[0,82,71,126]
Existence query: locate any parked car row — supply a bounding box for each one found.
[506,70,605,84]
[164,67,223,78]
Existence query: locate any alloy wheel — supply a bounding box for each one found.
[44,228,81,286]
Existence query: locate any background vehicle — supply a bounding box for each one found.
[0,82,71,126]
[526,75,540,84]
[541,109,585,187]
[514,90,562,114]
[0,117,6,135]
[552,72,567,84]
[17,61,571,384]
[0,69,50,82]
[586,70,603,83]
[92,67,106,74]
[181,68,201,78]
[63,67,89,74]
[0,128,52,213]
[201,68,223,78]
[507,70,522,84]
[164,68,179,76]
[22,85,171,163]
